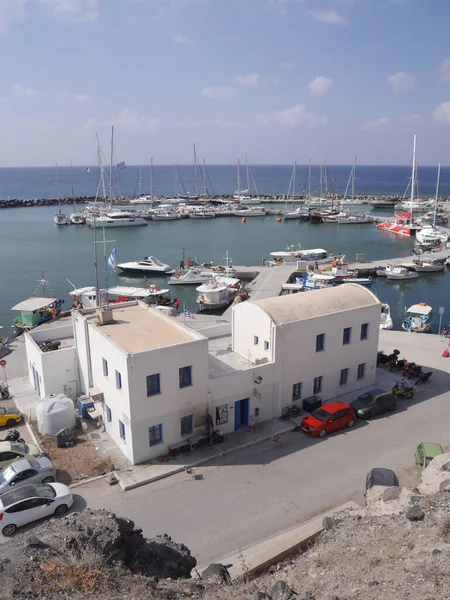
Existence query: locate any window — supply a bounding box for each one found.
[146,373,161,396]
[181,415,193,436]
[360,323,369,340]
[313,376,322,394]
[357,363,366,380]
[115,370,122,389]
[316,333,325,352]
[105,405,112,422]
[102,358,108,377]
[254,336,259,345]
[292,382,302,401]
[119,420,126,439]
[179,366,192,388]
[340,368,348,386]
[343,327,352,345]
[264,340,269,350]
[149,424,163,446]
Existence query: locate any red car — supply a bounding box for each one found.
[301,401,356,438]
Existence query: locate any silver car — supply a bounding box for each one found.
[0,457,55,494]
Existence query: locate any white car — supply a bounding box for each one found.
[0,457,55,495]
[0,482,73,536]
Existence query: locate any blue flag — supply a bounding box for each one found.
[117,161,126,170]
[107,246,117,271]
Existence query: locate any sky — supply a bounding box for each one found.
[1,0,450,166]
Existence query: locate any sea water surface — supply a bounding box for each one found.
[0,165,449,338]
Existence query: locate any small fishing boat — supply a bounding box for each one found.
[402,303,432,333]
[232,206,266,217]
[189,209,216,219]
[386,267,419,281]
[414,259,446,273]
[380,303,393,330]
[70,285,177,310]
[341,277,373,287]
[196,276,240,310]
[117,256,172,275]
[11,297,64,335]
[269,244,329,264]
[168,269,215,286]
[301,273,336,291]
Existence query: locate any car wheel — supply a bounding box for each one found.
[2,523,17,537]
[42,476,54,484]
[1,390,9,400]
[319,429,327,438]
[348,419,356,428]
[54,504,68,516]
[406,392,414,399]
[6,419,16,427]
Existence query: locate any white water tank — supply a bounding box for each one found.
[36,393,76,435]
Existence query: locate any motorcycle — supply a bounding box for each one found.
[0,380,9,400]
[389,357,408,372]
[377,349,400,367]
[407,364,422,380]
[0,429,24,443]
[415,371,433,385]
[392,380,415,399]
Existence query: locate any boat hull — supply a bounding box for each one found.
[415,265,446,272]
[88,218,147,227]
[117,266,169,274]
[386,273,419,280]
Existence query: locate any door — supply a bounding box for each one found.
[326,411,340,433]
[21,497,53,525]
[234,399,250,430]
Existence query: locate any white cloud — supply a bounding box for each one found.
[39,0,99,21]
[13,83,39,97]
[309,9,346,24]
[58,91,90,102]
[387,72,416,93]
[232,73,261,86]
[173,34,194,45]
[433,101,450,126]
[0,0,27,33]
[400,114,420,123]
[307,76,332,97]
[115,109,161,132]
[362,117,392,132]
[256,103,327,128]
[201,85,238,99]
[439,58,450,83]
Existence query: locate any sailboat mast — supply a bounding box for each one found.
[203,158,207,196]
[139,165,142,197]
[70,159,75,208]
[96,133,107,203]
[237,159,241,198]
[308,159,311,201]
[433,162,441,230]
[193,143,198,196]
[245,152,250,193]
[352,156,356,201]
[55,162,61,214]
[109,125,114,210]
[410,134,416,214]
[41,270,46,297]
[150,158,153,200]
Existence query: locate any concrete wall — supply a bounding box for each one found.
[276,304,380,408]
[72,311,92,395]
[232,303,274,363]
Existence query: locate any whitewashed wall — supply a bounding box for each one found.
[232,303,274,363]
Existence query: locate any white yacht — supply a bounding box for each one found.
[87,210,147,228]
[232,206,266,217]
[69,212,86,224]
[168,269,215,286]
[152,206,181,220]
[117,255,172,275]
[415,225,448,245]
[380,303,393,330]
[414,259,446,272]
[190,209,216,219]
[54,211,69,225]
[269,244,328,264]
[196,276,240,311]
[284,206,310,220]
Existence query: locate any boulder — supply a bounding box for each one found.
[406,506,425,521]
[382,487,402,502]
[441,462,450,472]
[439,479,450,492]
[202,563,231,585]
[270,580,296,600]
[322,516,338,530]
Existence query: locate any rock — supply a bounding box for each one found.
[202,563,231,585]
[257,592,272,600]
[382,487,401,502]
[322,516,338,530]
[368,580,379,587]
[439,479,450,492]
[410,496,421,504]
[407,542,415,550]
[270,580,295,600]
[26,535,46,549]
[406,506,425,521]
[441,461,450,472]
[105,472,118,485]
[432,549,443,556]
[268,565,278,574]
[304,592,314,599]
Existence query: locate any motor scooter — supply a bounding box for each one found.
[0,380,9,400]
[0,429,24,443]
[392,379,415,399]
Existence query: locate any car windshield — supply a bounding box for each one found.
[0,484,56,507]
[10,442,29,454]
[0,465,15,482]
[311,408,330,422]
[356,394,374,407]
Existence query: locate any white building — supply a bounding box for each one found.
[25,284,381,464]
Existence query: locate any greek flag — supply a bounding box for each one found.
[117,161,126,170]
[107,246,117,271]
[81,167,91,173]
[184,309,195,319]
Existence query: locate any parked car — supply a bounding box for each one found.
[415,442,444,470]
[0,458,55,494]
[0,441,42,469]
[365,468,399,491]
[350,388,397,419]
[0,482,73,536]
[0,406,22,428]
[301,401,356,438]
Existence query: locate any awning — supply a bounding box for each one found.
[11,297,58,312]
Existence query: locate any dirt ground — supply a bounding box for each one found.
[34,424,114,485]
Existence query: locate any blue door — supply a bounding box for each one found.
[234,398,250,430]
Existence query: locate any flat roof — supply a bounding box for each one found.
[90,304,200,353]
[208,335,254,377]
[11,297,58,312]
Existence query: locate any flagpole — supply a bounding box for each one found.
[183,301,186,324]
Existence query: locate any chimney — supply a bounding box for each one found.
[97,307,114,325]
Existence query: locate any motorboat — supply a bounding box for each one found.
[394,199,434,211]
[54,212,69,225]
[305,197,333,208]
[340,277,373,287]
[152,208,181,221]
[283,206,310,220]
[270,244,329,264]
[117,256,172,274]
[168,269,216,286]
[232,206,266,217]
[196,276,240,310]
[190,209,216,219]
[380,303,393,330]
[69,212,86,225]
[70,285,178,310]
[386,267,419,281]
[87,210,148,227]
[301,273,336,291]
[324,213,372,224]
[11,297,64,335]
[415,225,448,245]
[402,303,432,333]
[414,259,446,273]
